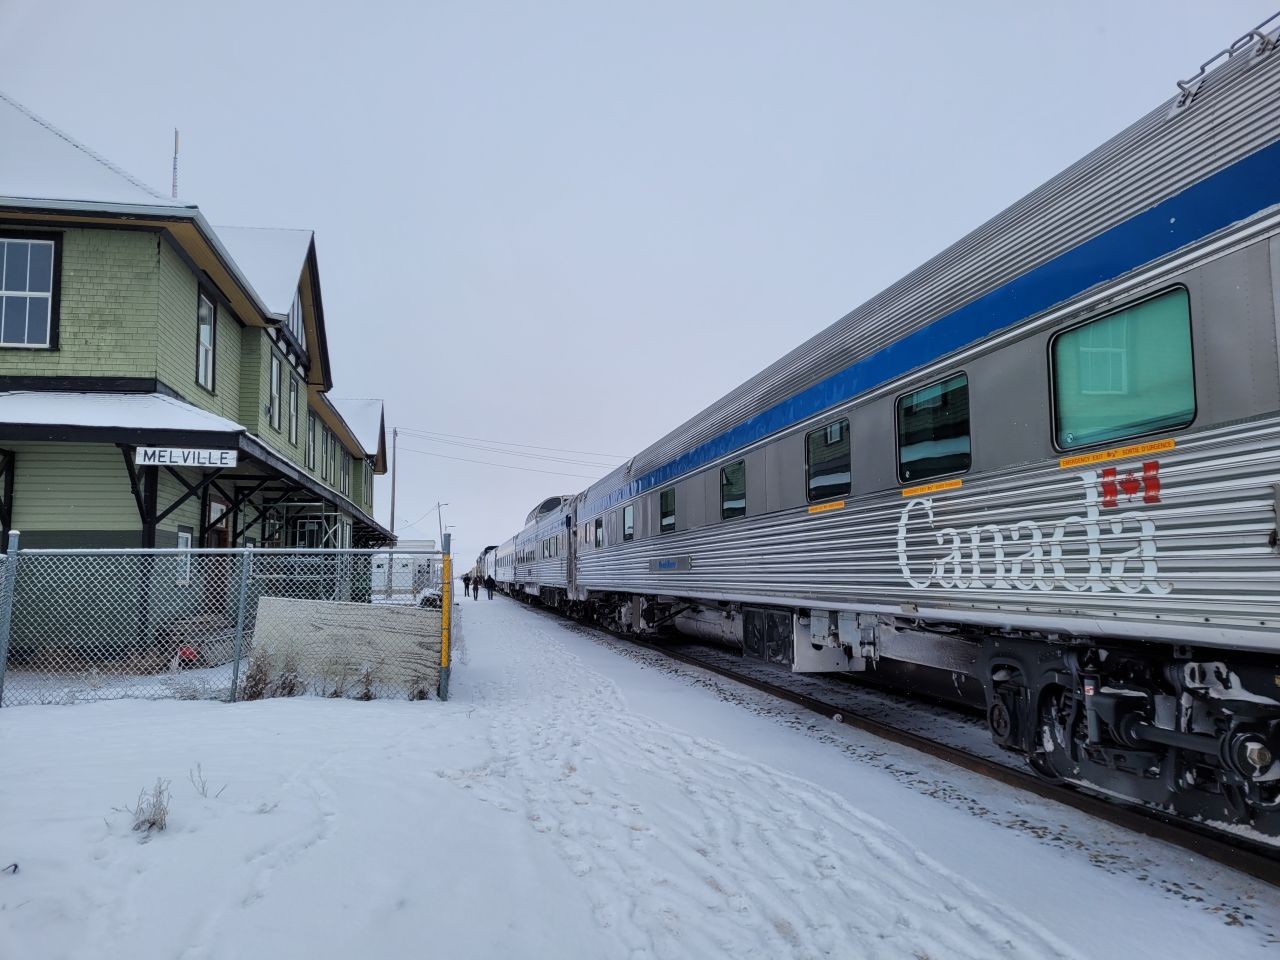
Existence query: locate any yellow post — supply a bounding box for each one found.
[439,553,452,700]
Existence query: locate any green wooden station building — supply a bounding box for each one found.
[0,91,392,550]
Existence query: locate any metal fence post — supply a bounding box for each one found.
[228,545,252,703]
[439,536,451,701]
[0,530,19,707]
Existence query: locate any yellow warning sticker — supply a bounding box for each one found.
[807,500,845,514]
[901,478,963,498]
[1058,438,1175,470]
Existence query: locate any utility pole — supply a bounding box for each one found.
[436,501,446,545]
[389,427,398,532]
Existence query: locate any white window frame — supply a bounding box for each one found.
[306,412,317,468]
[287,289,306,348]
[289,376,300,444]
[0,237,56,349]
[269,352,282,429]
[197,293,216,390]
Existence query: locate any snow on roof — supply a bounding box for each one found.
[0,90,186,211]
[0,392,245,433]
[330,398,384,457]
[213,226,313,317]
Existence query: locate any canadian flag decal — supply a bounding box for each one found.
[1100,460,1161,508]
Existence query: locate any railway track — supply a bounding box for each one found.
[525,600,1280,888]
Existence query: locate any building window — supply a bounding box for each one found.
[0,236,56,348]
[364,460,373,504]
[660,488,675,534]
[175,526,193,585]
[269,353,282,429]
[594,517,604,548]
[321,428,330,481]
[329,431,339,483]
[341,452,351,496]
[807,418,851,502]
[897,373,971,483]
[1053,288,1195,450]
[623,503,634,542]
[287,289,306,348]
[720,460,746,520]
[288,376,300,444]
[197,293,216,390]
[307,413,317,468]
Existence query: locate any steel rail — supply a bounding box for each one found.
[527,602,1280,887]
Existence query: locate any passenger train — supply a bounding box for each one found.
[481,15,1280,837]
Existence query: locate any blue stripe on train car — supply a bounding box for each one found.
[583,136,1280,516]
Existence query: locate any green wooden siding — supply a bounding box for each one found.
[9,442,140,531]
[0,227,159,379]
[156,240,242,423]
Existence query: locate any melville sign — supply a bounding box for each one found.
[134,447,238,468]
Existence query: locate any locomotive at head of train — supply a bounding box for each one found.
[491,17,1280,839]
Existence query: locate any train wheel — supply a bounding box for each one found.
[1030,683,1080,783]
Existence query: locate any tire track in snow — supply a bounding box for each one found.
[440,601,1082,960]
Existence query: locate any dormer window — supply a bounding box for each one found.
[287,289,306,348]
[1,236,57,348]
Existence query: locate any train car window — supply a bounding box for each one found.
[594,517,604,547]
[897,373,971,483]
[720,460,746,520]
[623,504,634,541]
[806,419,851,501]
[1052,287,1194,449]
[660,488,676,533]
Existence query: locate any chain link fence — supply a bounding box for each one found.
[0,535,457,707]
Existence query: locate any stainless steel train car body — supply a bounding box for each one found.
[557,29,1280,652]
[499,21,1280,834]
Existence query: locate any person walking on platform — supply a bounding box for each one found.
[472,576,480,600]
[461,572,472,598]
[484,574,495,599]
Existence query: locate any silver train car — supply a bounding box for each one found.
[497,17,1280,836]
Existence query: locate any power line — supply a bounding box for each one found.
[397,445,603,480]
[396,427,627,460]
[395,432,618,468]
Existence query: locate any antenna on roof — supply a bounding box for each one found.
[170,128,179,199]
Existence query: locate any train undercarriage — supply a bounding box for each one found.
[503,582,1280,839]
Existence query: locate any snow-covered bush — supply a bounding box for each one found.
[128,779,171,835]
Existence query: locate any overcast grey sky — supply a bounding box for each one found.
[0,0,1273,565]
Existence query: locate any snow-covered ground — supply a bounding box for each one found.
[1,597,1276,959]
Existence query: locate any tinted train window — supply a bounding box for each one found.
[806,419,851,501]
[623,504,634,542]
[594,517,604,548]
[897,373,971,483]
[660,488,675,534]
[1053,288,1194,449]
[720,460,746,520]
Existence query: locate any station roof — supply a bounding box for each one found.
[0,391,393,542]
[330,397,387,472]
[0,391,243,435]
[214,226,314,318]
[0,90,184,212]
